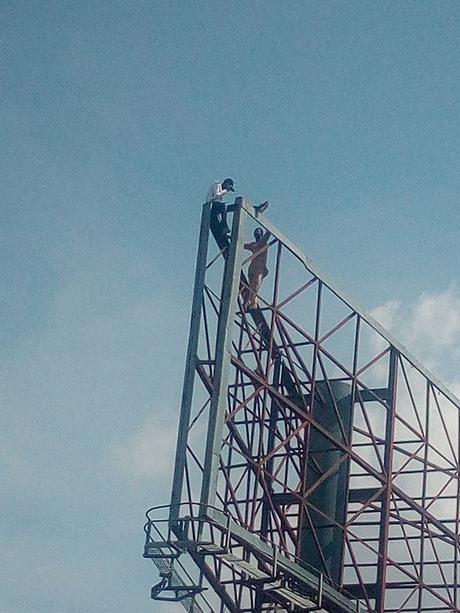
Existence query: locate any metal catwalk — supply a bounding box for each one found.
[144,198,460,613]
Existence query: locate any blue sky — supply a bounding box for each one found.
[2,2,460,612]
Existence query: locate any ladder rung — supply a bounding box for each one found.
[217,552,271,580]
[270,586,317,609]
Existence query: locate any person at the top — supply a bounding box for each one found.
[206,177,235,235]
[205,178,270,237]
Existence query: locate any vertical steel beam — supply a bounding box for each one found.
[170,203,211,522]
[417,380,430,612]
[260,357,281,539]
[200,197,247,512]
[259,241,283,548]
[375,346,398,612]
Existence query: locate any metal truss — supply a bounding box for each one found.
[144,198,460,612]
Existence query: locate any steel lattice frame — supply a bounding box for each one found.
[148,199,460,613]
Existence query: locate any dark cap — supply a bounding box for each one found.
[222,177,235,192]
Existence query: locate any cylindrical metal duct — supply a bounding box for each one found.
[300,380,353,585]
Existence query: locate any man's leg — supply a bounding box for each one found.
[211,201,230,235]
[245,270,263,309]
[220,202,230,234]
[211,201,224,234]
[241,283,249,310]
[253,272,264,307]
[210,202,219,234]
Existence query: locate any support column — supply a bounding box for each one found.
[375,347,398,612]
[300,380,353,583]
[170,203,211,522]
[200,197,247,513]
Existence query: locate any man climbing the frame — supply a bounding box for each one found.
[243,227,271,310]
[205,178,270,236]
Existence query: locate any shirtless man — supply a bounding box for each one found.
[243,227,271,310]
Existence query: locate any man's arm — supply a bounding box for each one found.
[261,231,271,243]
[208,182,228,201]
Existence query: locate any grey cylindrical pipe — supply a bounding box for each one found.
[300,380,352,585]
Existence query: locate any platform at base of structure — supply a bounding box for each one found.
[144,504,364,613]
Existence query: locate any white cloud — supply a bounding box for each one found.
[370,299,402,332]
[370,285,460,386]
[109,416,176,482]
[408,285,460,350]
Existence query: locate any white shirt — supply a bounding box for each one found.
[206,181,229,203]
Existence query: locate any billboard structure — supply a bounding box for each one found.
[144,198,460,612]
